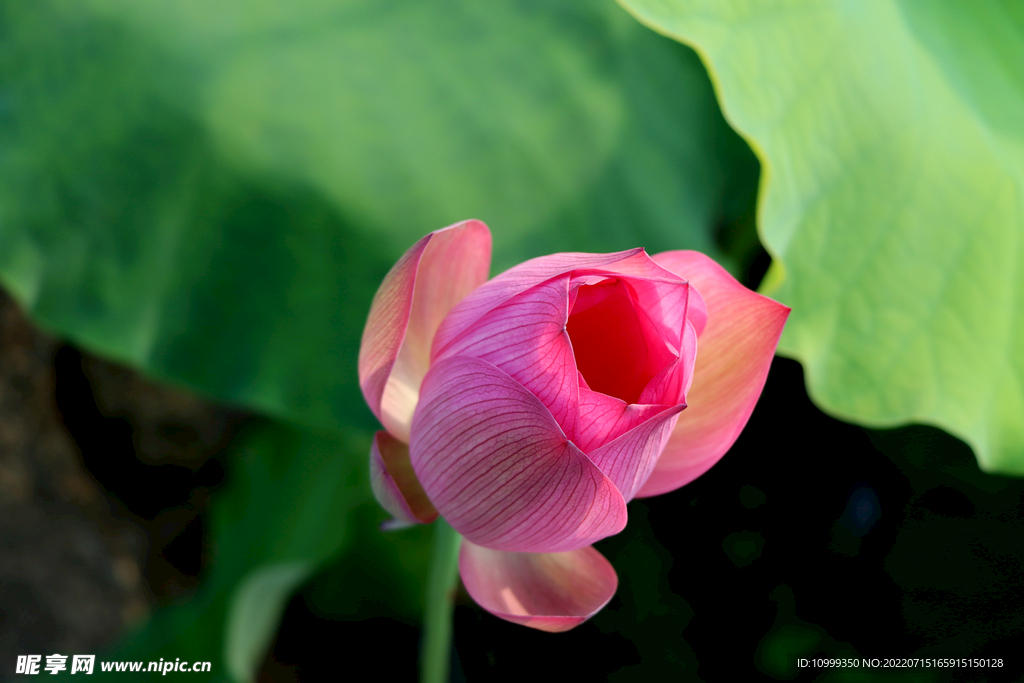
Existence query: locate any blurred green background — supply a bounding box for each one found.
[0,0,1021,680]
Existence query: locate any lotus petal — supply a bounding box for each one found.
[574,387,673,454]
[566,275,680,405]
[586,403,684,501]
[638,319,698,406]
[638,251,790,496]
[358,220,491,441]
[433,248,687,359]
[459,540,617,633]
[369,430,438,527]
[410,356,627,553]
[571,268,693,352]
[433,273,579,437]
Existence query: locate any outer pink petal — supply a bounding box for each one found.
[433,274,578,438]
[459,541,618,633]
[638,251,790,497]
[431,249,648,359]
[410,356,627,553]
[358,220,491,442]
[586,404,684,501]
[369,431,438,527]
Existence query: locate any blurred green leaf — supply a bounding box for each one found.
[211,422,368,571]
[100,588,232,682]
[103,421,371,681]
[619,0,1024,473]
[0,0,756,433]
[225,561,313,683]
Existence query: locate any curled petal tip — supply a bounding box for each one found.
[459,541,618,632]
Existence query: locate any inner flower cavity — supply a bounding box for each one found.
[566,278,676,405]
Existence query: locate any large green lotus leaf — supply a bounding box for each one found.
[619,0,1024,473]
[0,0,756,432]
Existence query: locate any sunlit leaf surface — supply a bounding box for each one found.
[620,0,1024,473]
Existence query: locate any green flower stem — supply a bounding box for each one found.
[421,518,462,683]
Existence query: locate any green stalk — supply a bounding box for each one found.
[420,518,462,683]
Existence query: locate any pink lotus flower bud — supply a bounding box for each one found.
[359,220,789,631]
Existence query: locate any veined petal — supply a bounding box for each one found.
[431,249,647,360]
[459,541,617,633]
[432,248,697,360]
[369,431,438,527]
[358,220,491,441]
[410,356,627,553]
[586,404,684,501]
[433,274,578,437]
[575,387,672,454]
[639,251,790,497]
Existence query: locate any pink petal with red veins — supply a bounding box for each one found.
[410,356,627,553]
[432,274,578,438]
[431,249,649,360]
[459,541,617,633]
[369,431,438,527]
[638,251,790,497]
[358,220,491,442]
[574,387,672,454]
[585,403,684,501]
